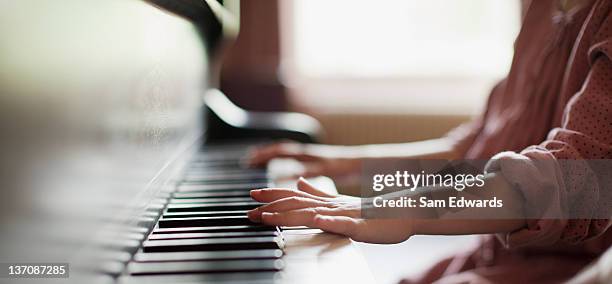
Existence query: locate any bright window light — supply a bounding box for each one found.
[287,0,520,79]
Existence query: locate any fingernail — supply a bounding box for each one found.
[261,212,274,221]
[247,208,260,222]
[250,189,261,197]
[298,177,310,185]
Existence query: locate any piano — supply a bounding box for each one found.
[0,0,374,283]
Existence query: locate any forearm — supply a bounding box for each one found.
[352,137,460,160]
[299,138,459,176]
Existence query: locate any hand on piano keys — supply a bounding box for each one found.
[118,143,376,284]
[248,177,415,244]
[248,142,362,180]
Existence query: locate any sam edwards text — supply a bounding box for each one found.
[372,196,503,208]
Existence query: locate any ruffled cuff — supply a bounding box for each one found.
[484,149,568,248]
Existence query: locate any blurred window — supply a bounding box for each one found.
[281,0,521,114]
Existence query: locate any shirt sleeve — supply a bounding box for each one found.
[484,40,612,248]
[445,79,507,158]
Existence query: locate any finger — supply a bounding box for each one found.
[311,215,361,237]
[275,165,325,182]
[257,197,331,213]
[310,206,361,218]
[250,188,327,203]
[247,197,331,221]
[297,177,336,198]
[294,159,351,179]
[248,143,287,165]
[246,146,277,167]
[260,209,319,227]
[276,165,327,182]
[247,143,294,166]
[248,143,318,166]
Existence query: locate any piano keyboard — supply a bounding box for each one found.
[118,144,289,283]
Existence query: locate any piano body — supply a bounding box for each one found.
[0,0,374,283]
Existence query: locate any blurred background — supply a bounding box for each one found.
[222,0,520,145]
[221,1,520,282]
[0,1,522,283]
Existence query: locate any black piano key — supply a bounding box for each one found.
[132,249,283,262]
[181,178,269,185]
[152,225,277,234]
[185,168,266,176]
[168,197,254,204]
[166,202,262,212]
[147,231,278,241]
[141,237,283,252]
[184,174,268,182]
[168,197,253,204]
[188,161,243,169]
[191,154,243,162]
[191,152,241,159]
[158,216,256,228]
[162,210,248,218]
[193,151,245,161]
[172,191,251,199]
[118,272,279,284]
[185,171,267,180]
[177,182,269,192]
[127,259,284,275]
[188,163,244,171]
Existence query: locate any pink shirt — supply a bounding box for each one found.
[451,0,611,248]
[417,0,612,282]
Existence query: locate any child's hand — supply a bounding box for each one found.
[247,177,414,244]
[247,142,361,179]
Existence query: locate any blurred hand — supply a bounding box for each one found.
[247,142,361,179]
[247,177,414,244]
